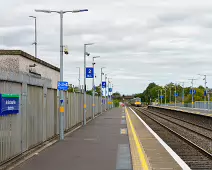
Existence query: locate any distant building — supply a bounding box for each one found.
[0,50,60,89]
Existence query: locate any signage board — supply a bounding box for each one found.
[189,89,196,94]
[160,95,164,99]
[174,93,179,97]
[102,82,106,88]
[0,94,20,116]
[58,81,69,91]
[86,67,94,78]
[109,88,112,92]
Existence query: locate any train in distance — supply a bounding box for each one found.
[129,97,142,107]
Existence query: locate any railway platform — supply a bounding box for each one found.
[8,107,189,170]
[150,105,212,117]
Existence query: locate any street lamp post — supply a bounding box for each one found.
[182,82,185,106]
[178,82,185,106]
[112,84,114,108]
[157,90,160,105]
[92,56,100,119]
[29,16,37,58]
[175,84,177,107]
[164,88,167,105]
[35,8,88,140]
[188,79,197,109]
[76,67,80,89]
[101,67,105,114]
[198,74,208,109]
[83,43,94,125]
[105,74,107,111]
[108,78,112,109]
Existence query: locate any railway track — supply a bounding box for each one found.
[142,108,212,153]
[132,107,212,170]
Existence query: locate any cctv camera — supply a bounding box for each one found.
[85,52,90,56]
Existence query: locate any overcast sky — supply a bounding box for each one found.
[1,0,212,94]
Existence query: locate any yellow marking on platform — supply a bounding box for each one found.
[196,112,200,114]
[126,109,149,170]
[84,104,86,108]
[60,106,64,112]
[120,128,127,134]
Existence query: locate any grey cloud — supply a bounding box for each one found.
[2,0,212,94]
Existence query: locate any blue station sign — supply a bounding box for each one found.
[189,89,196,95]
[86,67,94,78]
[0,94,20,116]
[109,88,112,92]
[102,81,106,88]
[57,81,69,91]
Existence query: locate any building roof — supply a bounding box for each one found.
[0,50,60,72]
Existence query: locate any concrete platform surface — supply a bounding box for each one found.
[12,108,131,170]
[126,108,183,170]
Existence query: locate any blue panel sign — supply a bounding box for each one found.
[189,89,196,94]
[109,88,112,92]
[0,94,20,116]
[174,93,179,97]
[57,81,69,91]
[204,91,207,96]
[160,96,164,99]
[102,81,106,88]
[86,67,94,78]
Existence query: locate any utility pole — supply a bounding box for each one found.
[76,67,80,89]
[105,74,107,111]
[101,67,105,114]
[198,74,210,110]
[92,56,100,119]
[29,16,37,58]
[164,88,167,105]
[108,78,112,109]
[169,87,172,104]
[188,79,197,108]
[83,43,94,125]
[35,8,88,140]
[182,82,185,106]
[160,89,162,105]
[175,84,177,107]
[202,75,208,109]
[112,84,114,108]
[157,90,160,105]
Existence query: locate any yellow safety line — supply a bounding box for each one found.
[126,109,149,170]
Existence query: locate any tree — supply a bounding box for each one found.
[95,84,102,96]
[86,90,93,96]
[132,82,210,104]
[68,84,74,92]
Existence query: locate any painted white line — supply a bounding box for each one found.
[129,107,191,170]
